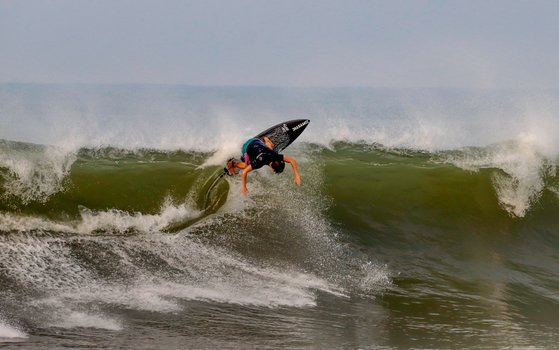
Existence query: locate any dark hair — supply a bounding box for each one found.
[270,159,285,174]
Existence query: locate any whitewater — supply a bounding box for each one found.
[1,84,559,349]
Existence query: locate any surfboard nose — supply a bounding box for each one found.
[291,119,310,131]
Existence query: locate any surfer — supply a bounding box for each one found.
[227,136,301,195]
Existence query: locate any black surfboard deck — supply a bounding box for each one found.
[254,119,310,153]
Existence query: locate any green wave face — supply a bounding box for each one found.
[0,143,229,232]
[324,142,559,245]
[325,143,505,237]
[2,140,559,233]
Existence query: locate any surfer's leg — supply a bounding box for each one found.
[226,158,247,175]
[234,161,247,169]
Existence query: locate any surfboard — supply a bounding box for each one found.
[223,119,310,176]
[254,119,310,153]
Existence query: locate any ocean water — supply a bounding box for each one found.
[1,84,559,349]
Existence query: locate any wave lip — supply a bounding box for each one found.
[442,139,557,217]
[0,140,76,204]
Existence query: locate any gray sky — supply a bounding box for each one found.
[1,0,558,88]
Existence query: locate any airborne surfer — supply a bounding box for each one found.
[226,136,301,195]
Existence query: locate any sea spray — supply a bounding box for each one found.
[0,140,76,203]
[0,316,26,340]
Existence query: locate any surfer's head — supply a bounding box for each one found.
[270,159,285,174]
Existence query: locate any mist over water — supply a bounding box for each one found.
[2,84,558,150]
[1,84,559,349]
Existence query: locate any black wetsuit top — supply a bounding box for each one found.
[244,139,283,170]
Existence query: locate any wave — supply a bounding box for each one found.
[2,139,557,231]
[0,141,229,233]
[2,85,558,222]
[3,85,559,347]
[0,138,556,322]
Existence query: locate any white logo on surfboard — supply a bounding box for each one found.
[292,120,309,131]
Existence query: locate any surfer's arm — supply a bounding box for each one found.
[283,155,301,186]
[262,137,274,149]
[241,165,253,194]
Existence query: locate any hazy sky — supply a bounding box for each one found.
[1,0,558,88]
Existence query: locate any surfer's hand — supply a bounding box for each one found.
[241,186,248,195]
[294,174,301,186]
